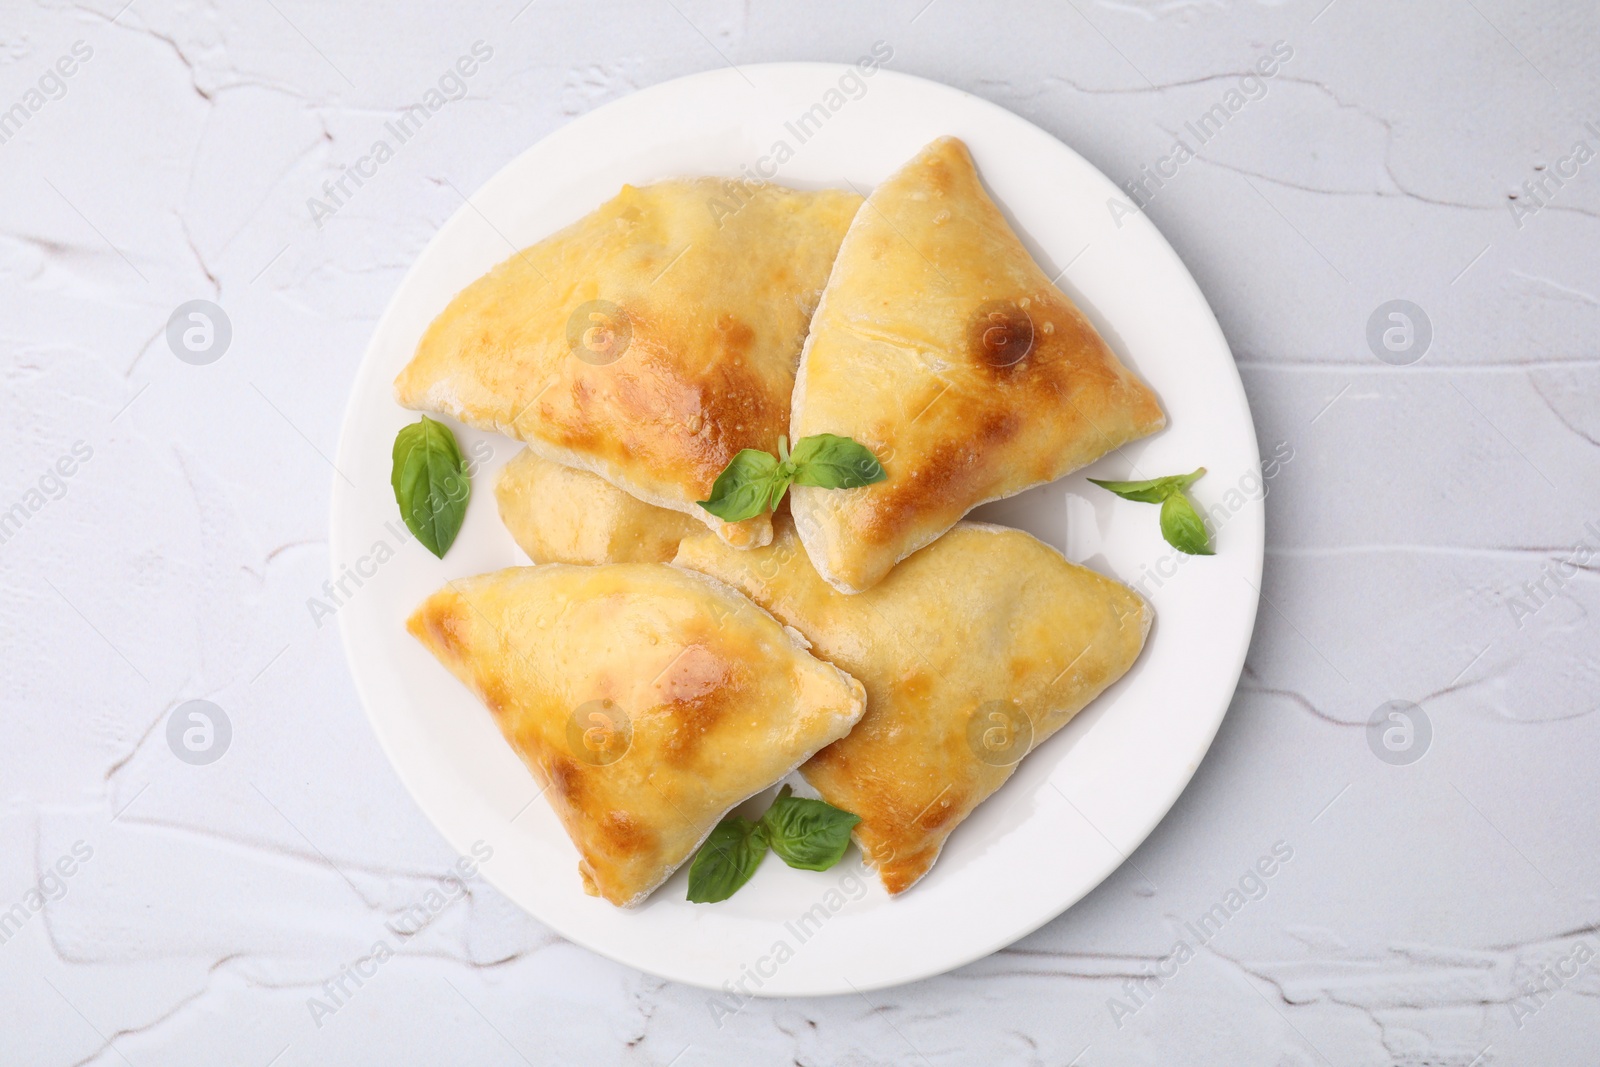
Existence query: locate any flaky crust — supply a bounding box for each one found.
[790,137,1165,591]
[675,517,1151,895]
[407,563,866,906]
[396,180,863,549]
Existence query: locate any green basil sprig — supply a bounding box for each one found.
[763,786,861,870]
[1088,467,1214,556]
[687,786,861,903]
[391,415,471,558]
[686,817,769,904]
[698,434,885,523]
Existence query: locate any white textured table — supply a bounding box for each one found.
[3,1,1597,1064]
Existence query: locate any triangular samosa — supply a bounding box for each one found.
[407,563,867,906]
[675,516,1150,894]
[396,180,863,549]
[790,137,1164,590]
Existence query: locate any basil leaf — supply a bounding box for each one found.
[1160,491,1214,555]
[391,416,470,558]
[697,449,781,522]
[789,434,887,490]
[1088,467,1215,556]
[1087,467,1205,504]
[698,435,887,523]
[761,785,860,872]
[768,473,793,514]
[687,816,769,903]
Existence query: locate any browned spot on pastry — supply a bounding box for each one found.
[547,754,585,807]
[851,807,945,896]
[658,644,730,704]
[657,647,744,766]
[893,669,933,705]
[878,846,940,895]
[805,736,851,774]
[968,300,1034,372]
[411,601,471,659]
[860,410,1020,543]
[1004,654,1038,688]
[690,353,788,488]
[715,313,755,357]
[919,150,956,197]
[912,788,965,832]
[538,321,787,496]
[596,808,655,857]
[661,690,738,766]
[478,677,512,718]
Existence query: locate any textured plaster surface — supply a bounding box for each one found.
[1,0,1597,1063]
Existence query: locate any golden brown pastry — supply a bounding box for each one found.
[494,448,699,565]
[789,137,1165,591]
[675,516,1150,894]
[407,563,866,906]
[395,179,862,550]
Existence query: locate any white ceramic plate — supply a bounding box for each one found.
[331,62,1262,996]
